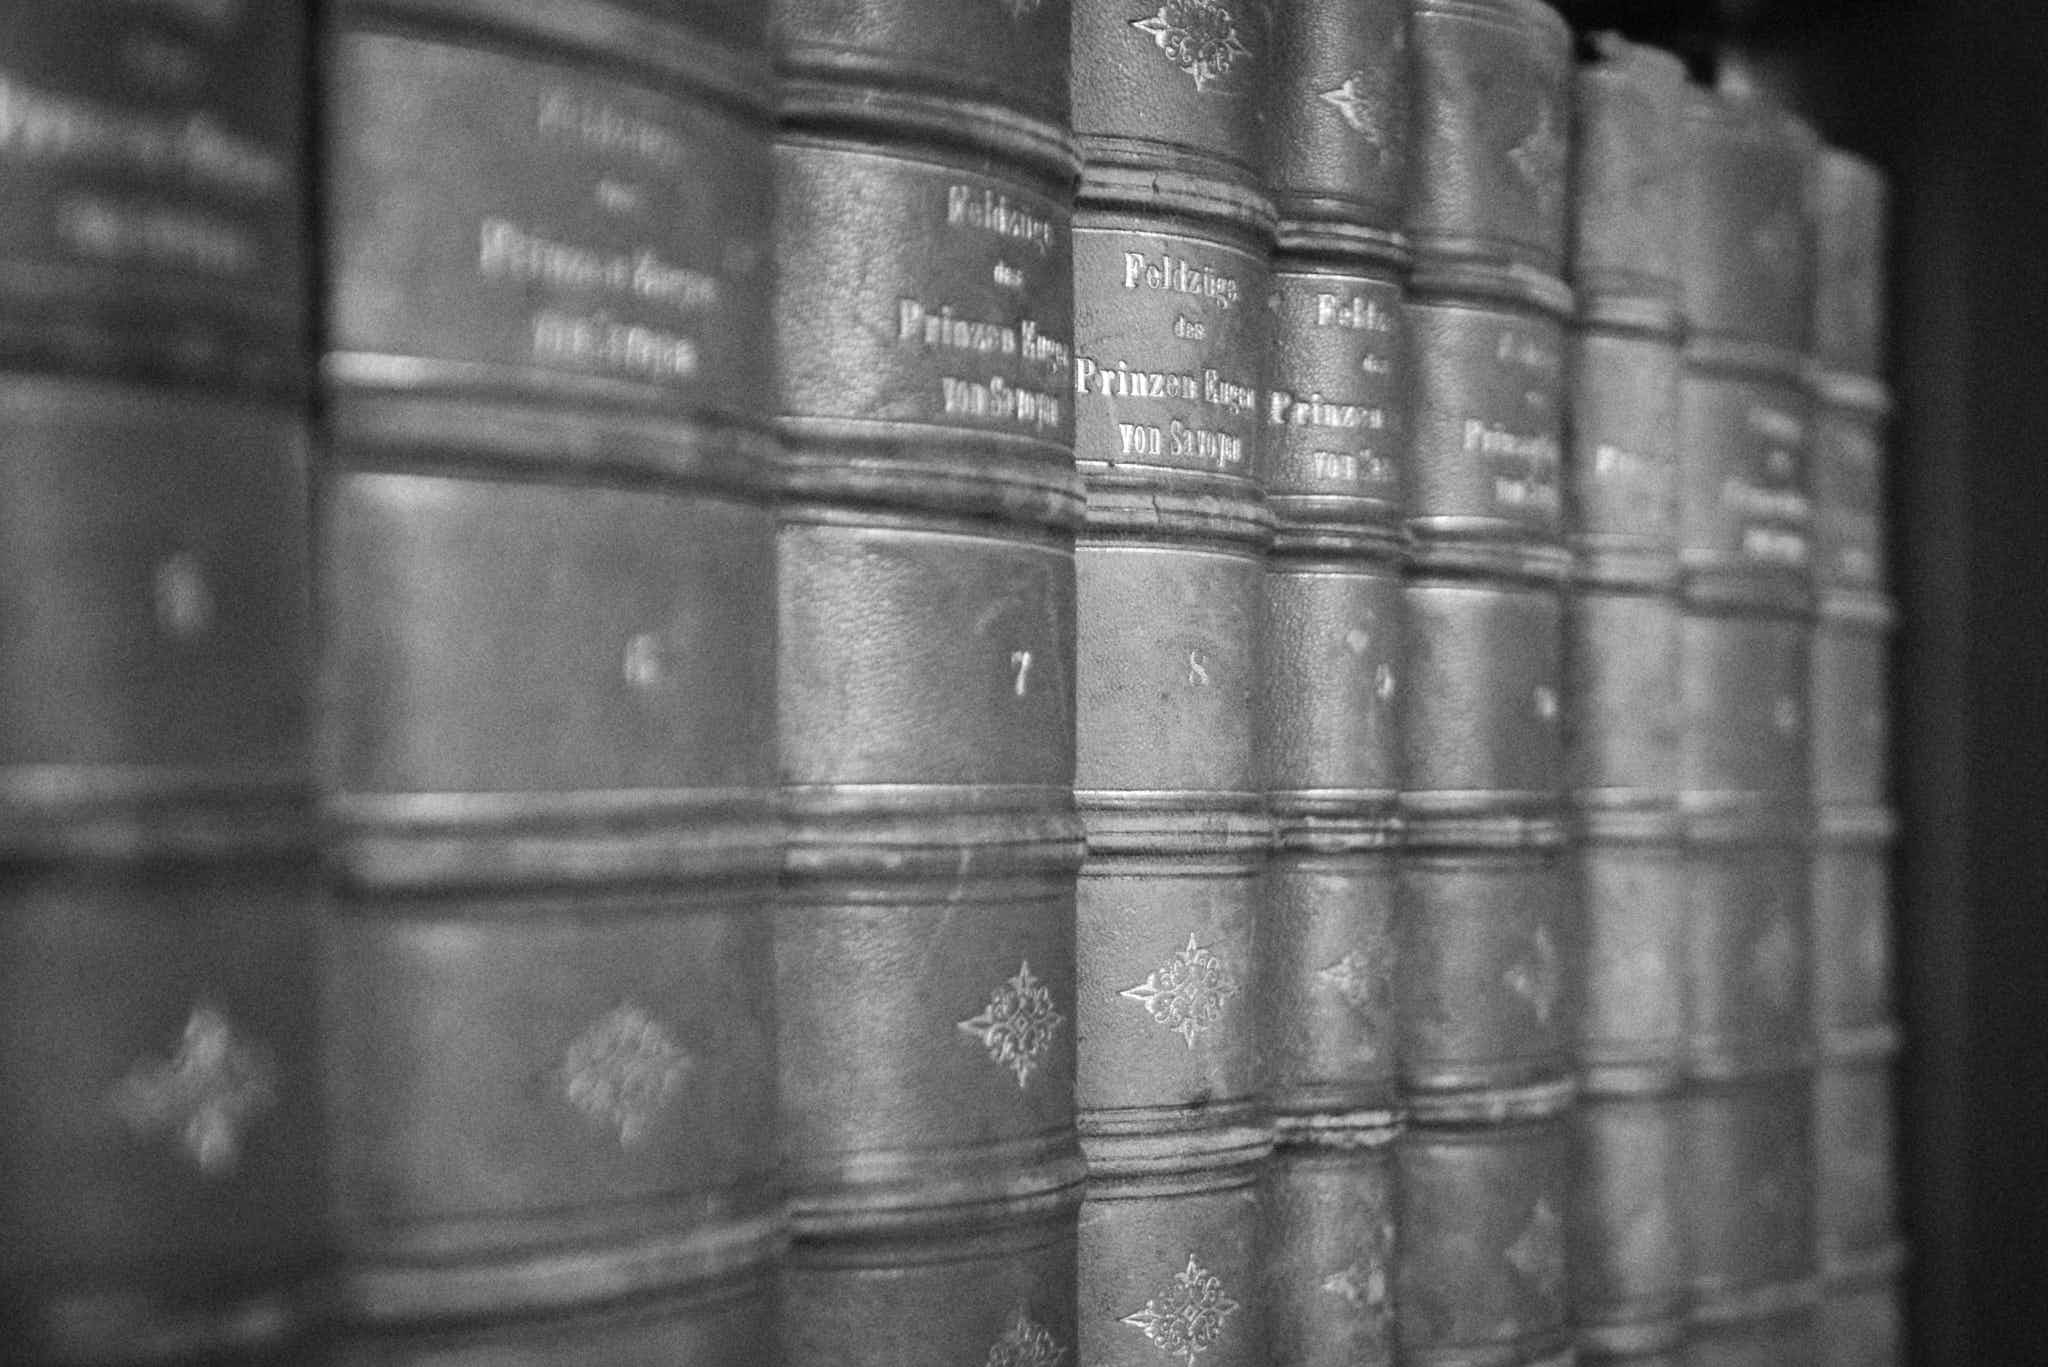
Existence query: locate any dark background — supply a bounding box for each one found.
[1558,0,2048,1360]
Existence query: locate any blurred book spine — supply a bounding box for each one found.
[1395,3,1577,1365]
[1673,68,1822,1367]
[1809,144,1905,1367]
[0,4,320,1362]
[317,3,782,1358]
[1563,32,1691,1367]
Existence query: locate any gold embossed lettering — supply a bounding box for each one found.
[1169,417,1243,467]
[1201,369,1255,415]
[1306,449,1394,485]
[1314,291,1393,332]
[945,184,1056,254]
[1746,405,1805,444]
[1120,250,1240,308]
[532,309,698,380]
[1721,477,1812,525]
[479,220,718,316]
[58,193,255,276]
[0,74,285,195]
[898,298,1017,356]
[938,375,1065,432]
[1075,355,1195,401]
[1017,317,1071,372]
[1463,418,1560,465]
[535,89,684,169]
[1267,388,1386,431]
[1118,422,1164,457]
[1741,526,1811,566]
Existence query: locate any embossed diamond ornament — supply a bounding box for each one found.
[1318,74,1383,145]
[1506,1197,1566,1306]
[1322,1210,1395,1319]
[1315,949,1380,1014]
[1502,923,1561,1026]
[109,1003,277,1175]
[984,1308,1068,1367]
[1121,1255,1241,1363]
[1122,934,1242,1047]
[1320,1254,1388,1314]
[958,960,1065,1087]
[1507,103,1566,217]
[153,552,215,640]
[1132,0,1252,91]
[559,1003,691,1145]
[1316,925,1393,1030]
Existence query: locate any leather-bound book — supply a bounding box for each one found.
[1070,1,1277,1362]
[1673,71,1821,1367]
[0,5,321,1363]
[768,1,1086,1361]
[1563,35,1689,1367]
[1396,3,1575,1365]
[318,3,781,1358]
[1255,0,1410,1362]
[1809,147,1903,1367]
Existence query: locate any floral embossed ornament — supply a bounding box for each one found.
[1122,934,1242,1047]
[1502,922,1561,1027]
[1319,74,1385,146]
[1132,0,1252,91]
[1120,1255,1241,1363]
[1316,919,1394,1025]
[1507,102,1567,219]
[1506,1197,1566,1307]
[109,1003,277,1175]
[1324,1209,1395,1319]
[984,1308,1068,1367]
[559,1003,691,1146]
[958,960,1065,1087]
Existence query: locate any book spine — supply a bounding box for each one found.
[1255,0,1411,1363]
[1809,147,1903,1367]
[1674,74,1822,1367]
[317,4,782,1357]
[768,1,1086,1360]
[1397,3,1576,1366]
[1070,1,1276,1361]
[0,5,320,1362]
[1563,35,1690,1367]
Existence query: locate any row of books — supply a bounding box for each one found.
[0,0,1900,1363]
